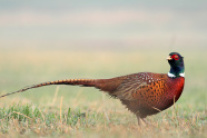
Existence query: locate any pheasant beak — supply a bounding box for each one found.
[167,56,172,60]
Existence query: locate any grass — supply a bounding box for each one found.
[0,49,207,137]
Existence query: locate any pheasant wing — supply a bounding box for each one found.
[112,73,167,102]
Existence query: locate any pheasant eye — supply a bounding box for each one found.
[172,55,179,60]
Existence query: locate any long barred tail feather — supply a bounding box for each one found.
[0,79,98,98]
[0,77,125,98]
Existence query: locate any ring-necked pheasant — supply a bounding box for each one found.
[0,52,185,125]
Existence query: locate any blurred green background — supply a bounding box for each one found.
[0,0,206,107]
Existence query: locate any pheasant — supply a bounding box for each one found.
[0,52,185,125]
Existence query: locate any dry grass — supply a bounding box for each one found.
[0,49,206,137]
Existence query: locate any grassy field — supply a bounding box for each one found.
[0,49,206,137]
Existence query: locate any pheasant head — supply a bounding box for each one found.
[167,52,185,78]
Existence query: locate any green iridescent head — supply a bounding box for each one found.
[167,52,185,78]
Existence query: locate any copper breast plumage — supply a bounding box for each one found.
[109,72,185,118]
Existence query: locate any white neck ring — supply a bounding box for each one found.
[168,72,185,78]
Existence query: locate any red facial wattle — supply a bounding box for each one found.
[171,54,179,60]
